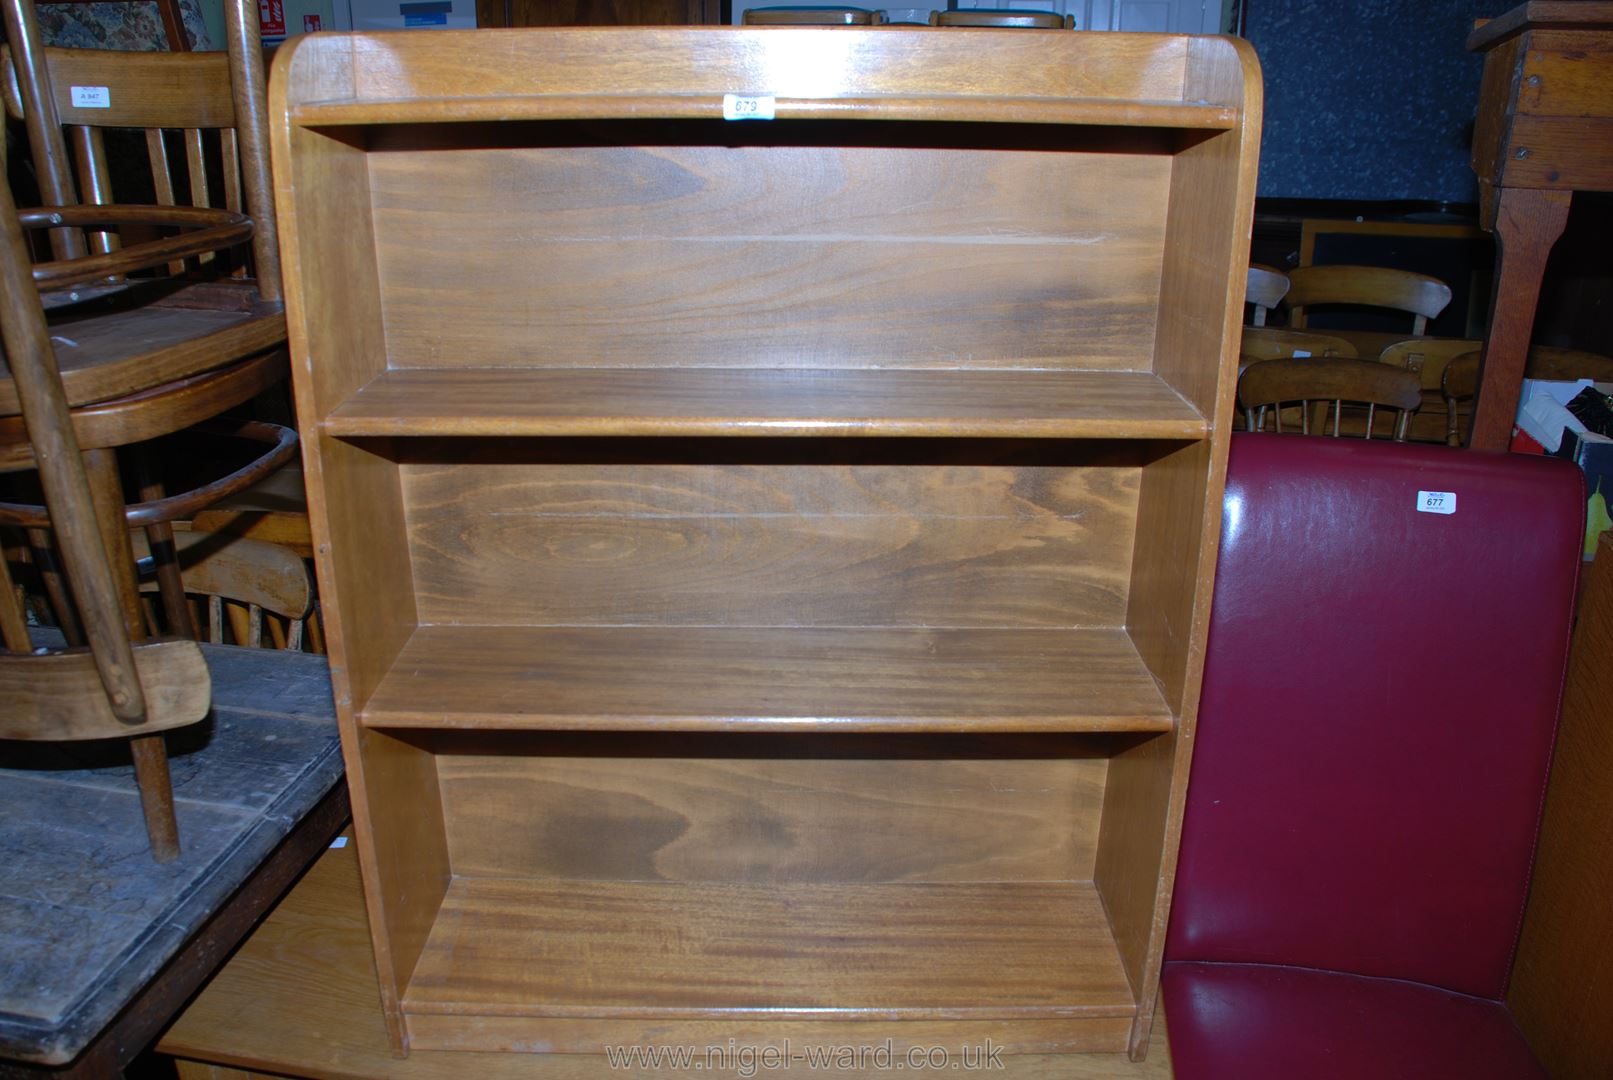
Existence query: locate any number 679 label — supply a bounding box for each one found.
[1417,490,1457,515]
[723,93,776,120]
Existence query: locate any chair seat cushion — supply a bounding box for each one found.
[1162,961,1546,1080]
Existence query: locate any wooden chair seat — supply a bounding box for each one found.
[0,288,284,412]
[1239,326,1357,363]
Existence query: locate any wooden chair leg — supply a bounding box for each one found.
[129,735,180,860]
[85,447,181,862]
[225,598,251,647]
[0,546,30,650]
[305,607,324,654]
[134,448,197,639]
[26,525,83,644]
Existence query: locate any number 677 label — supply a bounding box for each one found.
[1417,490,1457,515]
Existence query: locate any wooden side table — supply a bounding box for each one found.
[1467,2,1613,449]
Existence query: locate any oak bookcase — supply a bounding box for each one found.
[269,27,1261,1061]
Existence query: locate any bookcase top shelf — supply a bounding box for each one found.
[272,27,1257,134]
[291,94,1238,130]
[324,368,1209,440]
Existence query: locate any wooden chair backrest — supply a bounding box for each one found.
[1526,345,1613,382]
[1286,264,1453,336]
[1430,345,1612,447]
[1245,264,1289,326]
[0,0,279,296]
[930,9,1069,26]
[132,529,313,649]
[1379,337,1482,391]
[1241,356,1423,440]
[742,7,878,24]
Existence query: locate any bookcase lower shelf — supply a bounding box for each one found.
[359,625,1176,733]
[399,878,1138,1054]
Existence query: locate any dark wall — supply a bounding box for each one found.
[1245,0,1502,202]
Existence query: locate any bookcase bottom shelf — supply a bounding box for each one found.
[401,878,1138,1054]
[361,626,1175,733]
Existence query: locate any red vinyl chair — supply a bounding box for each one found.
[1163,435,1583,1079]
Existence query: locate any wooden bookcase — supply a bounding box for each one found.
[269,27,1261,1061]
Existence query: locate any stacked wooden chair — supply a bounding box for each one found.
[1285,264,1452,336]
[930,8,1071,27]
[1240,357,1422,440]
[1244,264,1289,326]
[0,0,294,860]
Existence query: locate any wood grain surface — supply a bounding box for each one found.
[282,29,1206,111]
[1516,29,1613,116]
[403,877,1134,1019]
[403,456,1138,628]
[361,625,1174,732]
[0,298,283,416]
[326,369,1208,438]
[159,836,1177,1077]
[369,142,1169,373]
[0,45,238,129]
[0,637,209,739]
[432,735,1109,882]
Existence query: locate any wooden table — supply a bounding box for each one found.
[158,838,1177,1079]
[1467,2,1613,449]
[0,645,345,1077]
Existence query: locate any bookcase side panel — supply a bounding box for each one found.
[311,437,448,1054]
[1102,38,1260,1059]
[1151,35,1263,419]
[273,124,389,421]
[1096,438,1220,1059]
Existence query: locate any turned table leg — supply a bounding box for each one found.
[1470,186,1571,450]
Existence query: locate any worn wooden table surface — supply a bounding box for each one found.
[0,644,343,1073]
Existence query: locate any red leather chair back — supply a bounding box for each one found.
[1167,435,1582,999]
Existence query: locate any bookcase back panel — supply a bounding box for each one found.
[367,138,1170,371]
[427,732,1110,884]
[401,455,1140,628]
